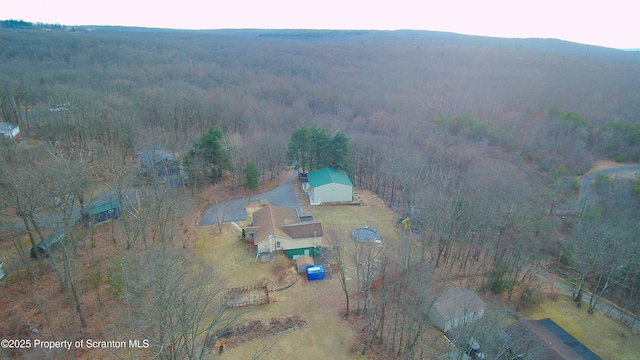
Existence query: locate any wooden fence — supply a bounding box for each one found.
[224,283,270,308]
[225,296,271,308]
[227,283,265,294]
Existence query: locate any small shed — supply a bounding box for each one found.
[295,255,314,274]
[306,167,352,205]
[306,266,325,281]
[429,287,486,332]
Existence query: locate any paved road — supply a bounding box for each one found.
[200,170,303,225]
[0,191,134,231]
[560,165,640,213]
[0,170,142,231]
[1,169,301,229]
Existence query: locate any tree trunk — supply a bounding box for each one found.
[21,214,40,261]
[29,215,67,291]
[361,292,374,355]
[574,275,585,308]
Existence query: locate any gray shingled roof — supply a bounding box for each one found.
[433,287,486,319]
[138,149,176,168]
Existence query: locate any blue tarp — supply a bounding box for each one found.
[306,266,325,281]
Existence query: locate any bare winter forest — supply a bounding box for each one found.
[1,24,640,359]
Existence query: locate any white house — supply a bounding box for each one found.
[245,203,323,258]
[306,167,353,205]
[428,287,486,332]
[0,122,21,141]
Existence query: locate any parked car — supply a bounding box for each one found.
[31,230,65,259]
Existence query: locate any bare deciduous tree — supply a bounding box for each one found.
[127,247,239,360]
[326,227,351,317]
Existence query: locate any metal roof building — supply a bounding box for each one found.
[306,167,353,205]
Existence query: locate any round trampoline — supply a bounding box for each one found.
[352,227,378,242]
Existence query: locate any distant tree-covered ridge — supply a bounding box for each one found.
[0,19,66,31]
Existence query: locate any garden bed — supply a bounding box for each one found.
[223,284,270,308]
[213,315,307,349]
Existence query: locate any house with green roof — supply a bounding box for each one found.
[82,201,120,226]
[306,167,353,205]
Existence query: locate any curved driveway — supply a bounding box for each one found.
[569,165,640,211]
[200,170,303,225]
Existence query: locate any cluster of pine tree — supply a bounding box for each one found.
[286,125,351,173]
[183,126,232,186]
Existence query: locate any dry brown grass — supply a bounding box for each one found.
[520,294,640,360]
[195,221,361,359]
[193,182,405,359]
[296,185,399,245]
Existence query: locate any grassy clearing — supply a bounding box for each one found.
[297,186,399,244]
[195,221,359,359]
[196,223,265,288]
[193,186,402,359]
[520,295,640,360]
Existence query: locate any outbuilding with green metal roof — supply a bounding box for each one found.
[306,167,353,205]
[82,201,120,226]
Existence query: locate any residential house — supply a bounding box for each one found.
[83,202,120,226]
[245,203,323,258]
[138,149,180,177]
[500,318,601,360]
[0,121,21,141]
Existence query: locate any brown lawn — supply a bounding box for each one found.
[520,294,640,360]
[196,222,359,359]
[192,180,407,359]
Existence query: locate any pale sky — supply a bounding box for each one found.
[0,0,637,49]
